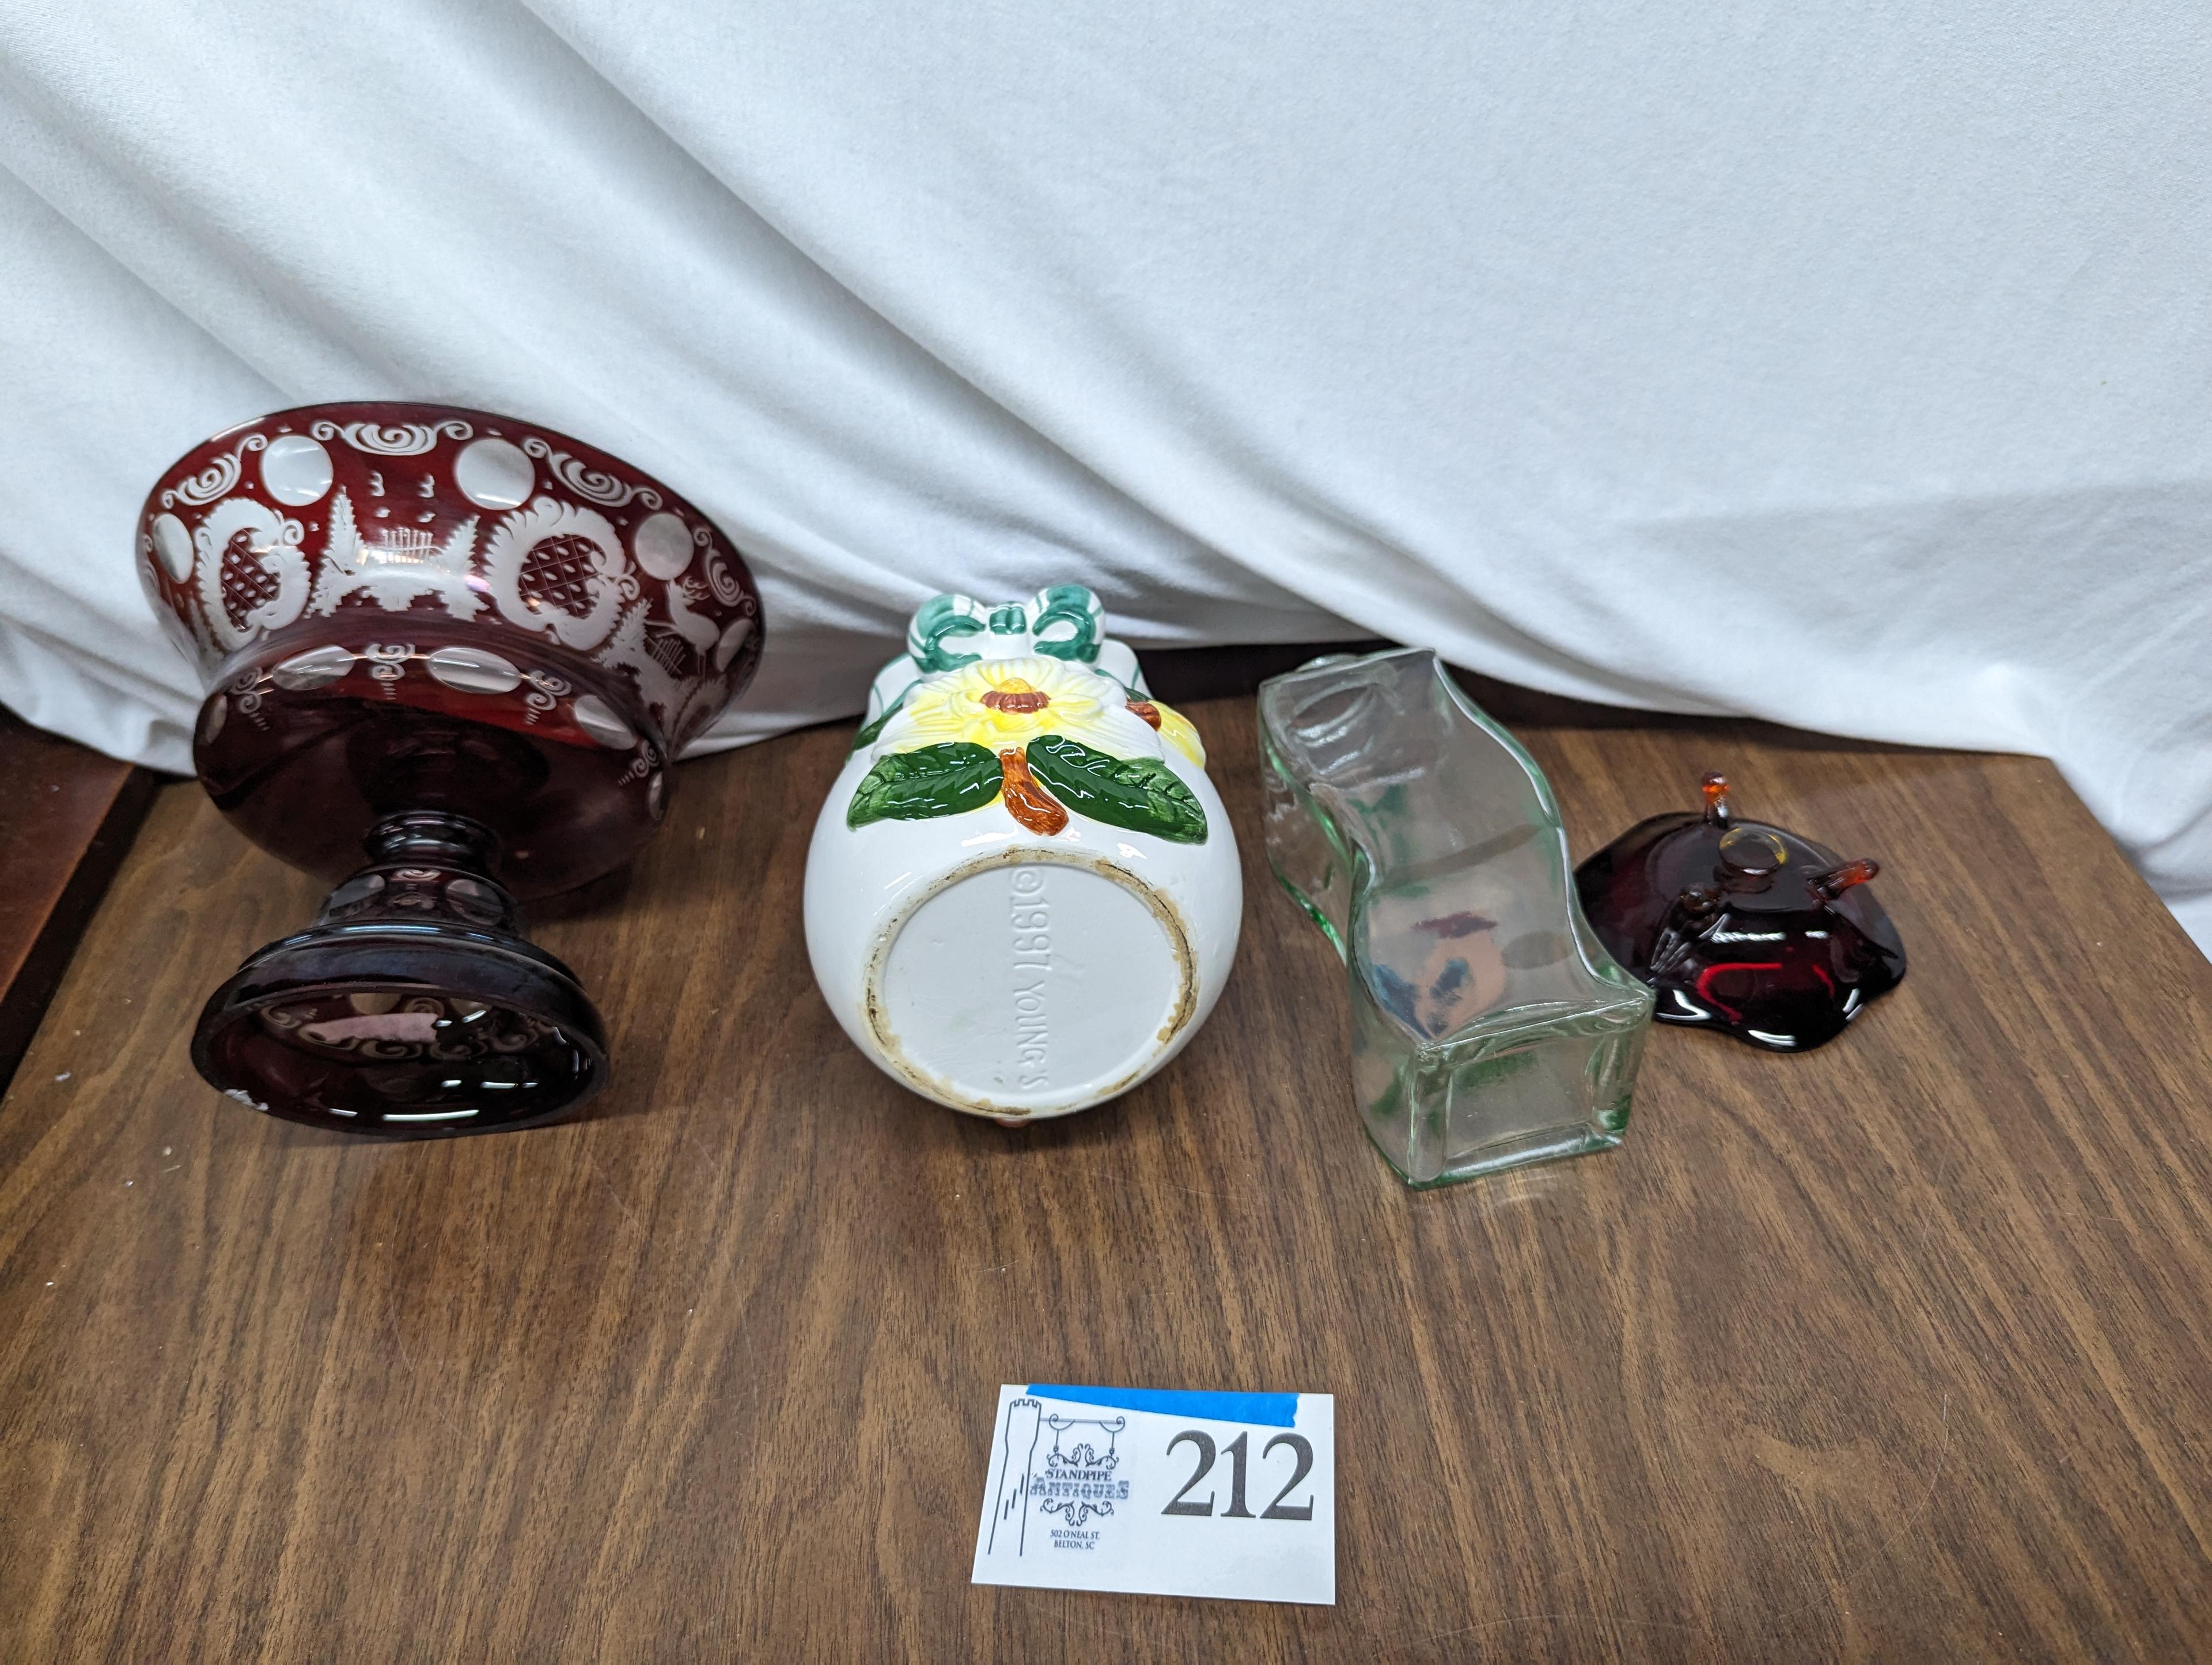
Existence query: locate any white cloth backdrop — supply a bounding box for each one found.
[2,2,2208,950]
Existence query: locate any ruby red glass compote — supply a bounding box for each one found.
[139,402,764,1134]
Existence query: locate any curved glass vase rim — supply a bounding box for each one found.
[1257,644,1646,1050]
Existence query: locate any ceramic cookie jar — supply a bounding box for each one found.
[804,587,1241,1122]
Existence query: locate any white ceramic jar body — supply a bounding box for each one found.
[802,591,1241,1122]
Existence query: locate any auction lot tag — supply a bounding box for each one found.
[970,1384,1335,1605]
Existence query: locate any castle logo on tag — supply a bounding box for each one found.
[982,1397,1134,1568]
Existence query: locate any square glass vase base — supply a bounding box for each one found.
[1353,1003,1647,1188]
[1260,647,1656,1188]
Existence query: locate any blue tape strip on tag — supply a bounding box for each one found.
[1027,1384,1300,1428]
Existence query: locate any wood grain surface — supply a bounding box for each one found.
[3,672,2209,1662]
[0,711,157,1095]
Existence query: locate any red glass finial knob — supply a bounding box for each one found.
[1815,858,1881,898]
[1700,771,1732,826]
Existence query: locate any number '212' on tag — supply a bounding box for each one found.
[970,1384,1335,1605]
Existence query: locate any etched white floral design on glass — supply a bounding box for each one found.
[1259,648,1653,1186]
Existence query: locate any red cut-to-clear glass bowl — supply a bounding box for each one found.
[138,401,764,1135]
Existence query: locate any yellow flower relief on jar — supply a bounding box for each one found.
[875,655,1205,770]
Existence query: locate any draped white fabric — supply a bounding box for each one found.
[2,2,2207,950]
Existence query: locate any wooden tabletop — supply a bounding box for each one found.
[0,711,155,1093]
[3,669,2209,1661]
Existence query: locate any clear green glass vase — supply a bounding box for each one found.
[1259,648,1653,1186]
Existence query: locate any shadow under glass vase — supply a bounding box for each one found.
[1258,647,1654,1186]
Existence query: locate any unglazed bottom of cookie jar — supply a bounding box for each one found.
[804,775,1241,1122]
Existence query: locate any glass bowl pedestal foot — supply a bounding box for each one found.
[191,811,607,1136]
